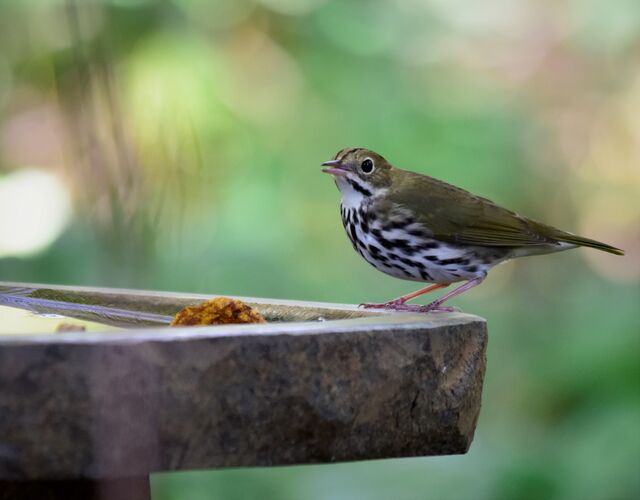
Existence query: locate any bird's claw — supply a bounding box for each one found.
[359,302,460,313]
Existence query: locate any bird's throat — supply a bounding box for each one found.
[337,180,383,212]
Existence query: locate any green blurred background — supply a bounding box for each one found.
[1,0,639,498]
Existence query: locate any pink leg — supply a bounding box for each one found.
[361,283,450,311]
[418,275,486,313]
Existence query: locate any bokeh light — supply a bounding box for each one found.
[0,168,71,258]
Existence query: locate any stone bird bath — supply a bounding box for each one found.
[0,282,487,499]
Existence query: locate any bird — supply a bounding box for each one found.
[321,147,624,313]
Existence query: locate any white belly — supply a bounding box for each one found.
[340,204,494,284]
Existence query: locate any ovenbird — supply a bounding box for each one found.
[322,147,624,313]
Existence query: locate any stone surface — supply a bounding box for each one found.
[0,283,488,480]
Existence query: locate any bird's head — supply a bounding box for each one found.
[321,147,393,200]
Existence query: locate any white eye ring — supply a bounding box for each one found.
[361,158,374,174]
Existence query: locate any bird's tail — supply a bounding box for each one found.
[552,231,624,256]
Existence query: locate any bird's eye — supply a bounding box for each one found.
[361,158,374,174]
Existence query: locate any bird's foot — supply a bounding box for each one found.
[360,301,459,313]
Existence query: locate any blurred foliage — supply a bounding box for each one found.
[1,0,639,499]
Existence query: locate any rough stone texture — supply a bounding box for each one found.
[0,283,488,480]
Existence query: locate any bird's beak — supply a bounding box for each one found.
[321,159,349,176]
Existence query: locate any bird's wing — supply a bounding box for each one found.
[386,171,558,247]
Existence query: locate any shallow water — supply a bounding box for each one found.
[0,290,173,332]
[0,305,123,335]
[0,284,374,334]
